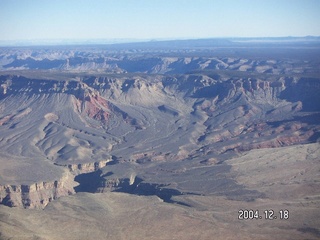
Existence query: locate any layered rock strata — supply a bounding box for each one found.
[0,160,111,209]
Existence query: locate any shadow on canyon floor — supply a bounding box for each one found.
[73,163,265,207]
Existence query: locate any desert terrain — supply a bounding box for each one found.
[0,38,319,239]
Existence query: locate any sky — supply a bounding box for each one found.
[0,0,319,42]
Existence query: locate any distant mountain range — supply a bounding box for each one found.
[1,36,320,47]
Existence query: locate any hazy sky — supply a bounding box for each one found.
[0,0,319,42]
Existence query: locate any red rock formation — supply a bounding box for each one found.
[236,130,315,152]
[73,84,110,124]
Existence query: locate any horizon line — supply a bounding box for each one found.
[1,36,320,47]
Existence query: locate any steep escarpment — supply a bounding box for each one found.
[0,76,111,120]
[191,76,320,153]
[55,159,111,173]
[0,160,111,209]
[0,75,146,128]
[0,170,76,208]
[280,77,320,111]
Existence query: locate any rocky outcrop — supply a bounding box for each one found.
[236,130,316,152]
[191,75,320,153]
[72,84,110,124]
[0,160,112,209]
[0,171,76,209]
[280,77,320,111]
[56,159,111,174]
[0,76,145,127]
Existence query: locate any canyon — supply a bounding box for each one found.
[0,38,319,239]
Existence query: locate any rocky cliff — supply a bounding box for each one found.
[0,170,76,208]
[56,159,111,173]
[0,160,111,209]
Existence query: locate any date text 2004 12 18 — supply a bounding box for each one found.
[238,209,289,220]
